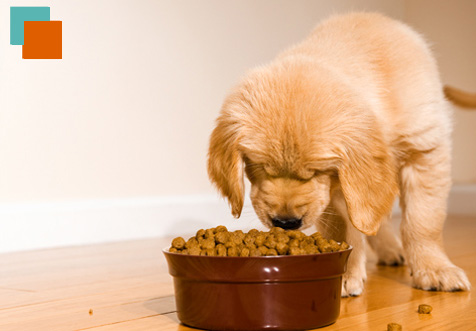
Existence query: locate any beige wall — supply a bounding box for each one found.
[0,0,405,203]
[405,0,476,184]
[5,0,476,203]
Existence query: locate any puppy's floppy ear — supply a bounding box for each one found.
[338,129,399,236]
[207,111,244,218]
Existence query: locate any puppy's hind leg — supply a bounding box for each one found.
[400,143,470,291]
[367,214,405,266]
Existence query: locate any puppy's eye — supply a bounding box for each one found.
[297,169,315,181]
[295,202,310,209]
[314,168,336,176]
[264,165,279,177]
[264,200,278,209]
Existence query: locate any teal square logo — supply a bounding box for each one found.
[10,7,50,45]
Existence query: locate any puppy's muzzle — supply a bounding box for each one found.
[271,217,302,230]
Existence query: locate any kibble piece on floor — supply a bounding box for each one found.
[418,304,432,314]
[387,323,402,331]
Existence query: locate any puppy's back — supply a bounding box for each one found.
[277,12,449,146]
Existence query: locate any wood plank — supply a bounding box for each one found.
[80,312,190,331]
[0,239,170,291]
[0,275,173,310]
[0,290,175,330]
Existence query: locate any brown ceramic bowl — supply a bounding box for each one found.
[163,247,352,331]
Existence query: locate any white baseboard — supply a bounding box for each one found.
[0,195,263,254]
[1,185,475,254]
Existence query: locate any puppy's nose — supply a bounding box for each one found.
[271,217,302,230]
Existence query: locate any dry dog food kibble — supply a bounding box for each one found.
[387,323,402,331]
[169,227,349,256]
[171,237,186,249]
[418,304,432,314]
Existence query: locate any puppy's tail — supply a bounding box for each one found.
[444,85,476,109]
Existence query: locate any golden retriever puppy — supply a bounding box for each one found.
[207,12,470,296]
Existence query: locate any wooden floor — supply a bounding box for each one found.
[1,216,475,331]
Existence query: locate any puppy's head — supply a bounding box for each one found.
[208,60,398,235]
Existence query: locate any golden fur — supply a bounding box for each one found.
[207,12,470,296]
[444,85,476,109]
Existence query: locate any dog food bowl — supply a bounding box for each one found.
[163,247,352,330]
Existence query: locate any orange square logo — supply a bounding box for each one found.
[22,21,62,59]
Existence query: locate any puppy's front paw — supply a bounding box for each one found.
[341,274,365,297]
[412,265,471,292]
